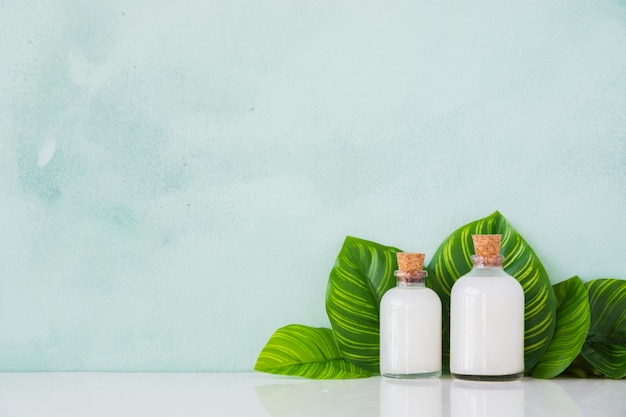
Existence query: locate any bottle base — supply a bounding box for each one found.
[451,371,524,381]
[382,370,441,379]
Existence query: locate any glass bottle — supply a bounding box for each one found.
[380,252,442,378]
[449,234,525,381]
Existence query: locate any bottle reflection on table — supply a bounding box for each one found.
[379,377,442,417]
[451,379,524,417]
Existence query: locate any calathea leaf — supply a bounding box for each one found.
[427,211,556,371]
[325,236,402,373]
[581,278,626,378]
[254,324,371,379]
[533,276,590,378]
[563,354,603,378]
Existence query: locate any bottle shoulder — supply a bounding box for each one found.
[380,286,442,305]
[452,269,524,294]
[464,266,511,277]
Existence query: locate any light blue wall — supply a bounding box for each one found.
[1,0,625,371]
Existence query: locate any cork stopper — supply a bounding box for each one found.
[472,234,502,257]
[396,252,425,272]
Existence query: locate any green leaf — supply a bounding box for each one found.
[581,278,626,378]
[427,211,556,371]
[533,276,590,378]
[254,324,372,379]
[563,354,604,378]
[325,236,402,373]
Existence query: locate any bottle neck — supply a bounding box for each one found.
[394,270,428,287]
[471,254,504,268]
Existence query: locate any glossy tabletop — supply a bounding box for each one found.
[0,372,623,417]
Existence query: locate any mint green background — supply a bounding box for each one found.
[1,1,625,371]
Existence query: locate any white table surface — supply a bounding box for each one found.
[0,372,623,417]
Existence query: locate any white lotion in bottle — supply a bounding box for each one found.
[380,252,442,378]
[450,234,525,381]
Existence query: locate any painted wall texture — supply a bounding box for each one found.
[1,0,625,371]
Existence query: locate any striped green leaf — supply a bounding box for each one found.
[533,276,590,378]
[254,324,372,379]
[325,236,402,373]
[427,211,556,371]
[563,354,603,378]
[581,279,626,378]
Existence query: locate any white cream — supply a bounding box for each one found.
[380,283,442,378]
[450,267,525,379]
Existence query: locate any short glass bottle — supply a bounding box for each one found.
[449,235,525,381]
[380,253,442,378]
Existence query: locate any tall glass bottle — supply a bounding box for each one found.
[449,234,525,381]
[380,252,442,378]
